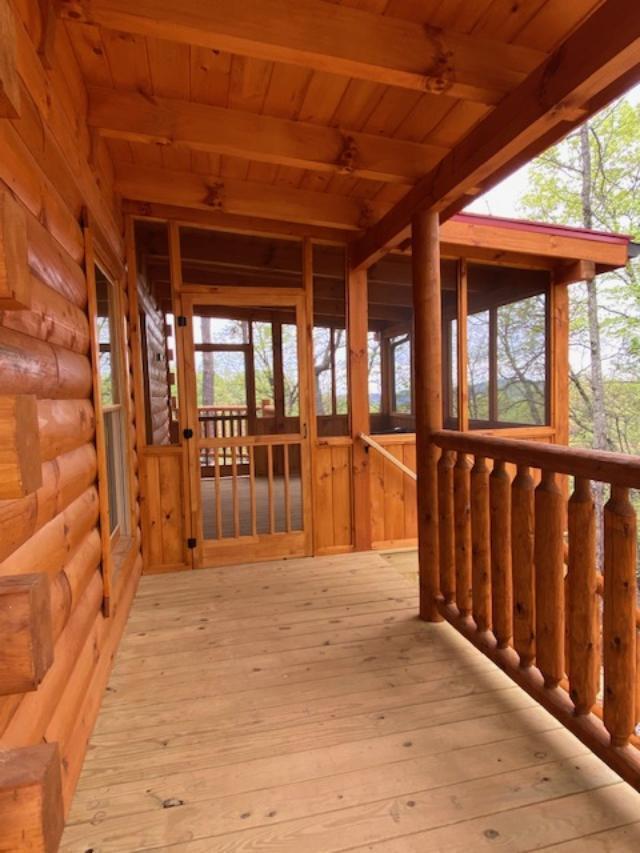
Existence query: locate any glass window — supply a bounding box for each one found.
[282,323,300,417]
[497,293,547,425]
[468,309,490,422]
[251,321,275,417]
[95,267,129,538]
[391,334,412,414]
[313,244,349,436]
[368,330,382,415]
[465,265,549,427]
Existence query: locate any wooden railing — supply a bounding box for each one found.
[360,432,417,481]
[198,405,248,469]
[429,429,640,788]
[200,434,303,540]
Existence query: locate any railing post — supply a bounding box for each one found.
[534,469,565,688]
[567,477,599,715]
[471,455,491,637]
[490,458,512,649]
[412,209,443,622]
[438,449,456,604]
[512,464,535,667]
[603,485,637,746]
[454,452,472,619]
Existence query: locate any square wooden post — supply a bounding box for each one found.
[412,209,443,621]
[347,259,372,551]
[0,743,64,852]
[0,573,54,695]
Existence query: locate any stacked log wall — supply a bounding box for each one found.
[0,0,142,823]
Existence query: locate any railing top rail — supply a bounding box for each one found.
[432,429,640,489]
[360,432,417,482]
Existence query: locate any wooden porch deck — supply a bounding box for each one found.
[61,553,640,852]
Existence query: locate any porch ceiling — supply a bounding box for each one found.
[60,0,639,261]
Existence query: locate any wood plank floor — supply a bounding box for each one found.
[62,552,640,852]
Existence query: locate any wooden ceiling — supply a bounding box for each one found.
[60,0,640,264]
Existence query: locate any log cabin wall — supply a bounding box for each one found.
[0,1,142,840]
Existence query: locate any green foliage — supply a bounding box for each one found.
[519,96,640,453]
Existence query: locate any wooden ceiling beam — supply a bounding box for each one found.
[351,0,640,269]
[88,87,447,185]
[116,163,383,231]
[123,182,628,271]
[59,0,545,104]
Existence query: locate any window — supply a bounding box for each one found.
[313,243,349,436]
[95,267,130,539]
[466,268,549,427]
[390,333,412,414]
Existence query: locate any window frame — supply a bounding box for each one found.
[466,285,551,429]
[86,222,135,611]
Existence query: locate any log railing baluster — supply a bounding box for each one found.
[471,455,491,636]
[490,458,512,649]
[438,449,456,604]
[534,469,565,687]
[511,464,535,667]
[568,477,599,715]
[431,429,640,788]
[454,452,472,619]
[603,485,637,746]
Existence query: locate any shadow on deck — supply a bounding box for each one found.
[62,553,640,851]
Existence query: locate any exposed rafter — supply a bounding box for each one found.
[88,87,448,185]
[115,164,385,231]
[59,0,544,104]
[351,0,640,269]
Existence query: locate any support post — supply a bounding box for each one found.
[412,209,443,621]
[347,258,371,551]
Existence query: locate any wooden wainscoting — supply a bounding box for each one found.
[139,446,191,573]
[369,434,418,549]
[313,438,354,555]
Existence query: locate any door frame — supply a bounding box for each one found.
[180,285,313,568]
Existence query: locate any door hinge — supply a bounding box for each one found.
[183,428,194,439]
[177,315,187,327]
[187,537,197,549]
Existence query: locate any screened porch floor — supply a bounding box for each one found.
[61,553,640,852]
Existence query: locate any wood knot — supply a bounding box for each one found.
[358,201,375,229]
[422,25,454,95]
[204,182,225,210]
[336,135,359,175]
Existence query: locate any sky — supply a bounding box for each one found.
[464,82,640,220]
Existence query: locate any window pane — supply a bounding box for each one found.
[96,269,119,407]
[450,319,458,420]
[368,331,382,414]
[313,326,332,416]
[497,293,547,424]
[468,310,490,421]
[313,244,348,436]
[334,328,348,415]
[195,317,248,345]
[253,321,274,416]
[392,335,411,413]
[196,350,247,409]
[282,323,299,417]
[104,412,120,533]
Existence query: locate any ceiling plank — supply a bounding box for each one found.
[351,0,640,269]
[59,0,545,104]
[88,86,448,185]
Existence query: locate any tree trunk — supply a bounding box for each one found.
[580,122,608,565]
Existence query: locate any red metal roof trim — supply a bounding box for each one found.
[454,212,631,245]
